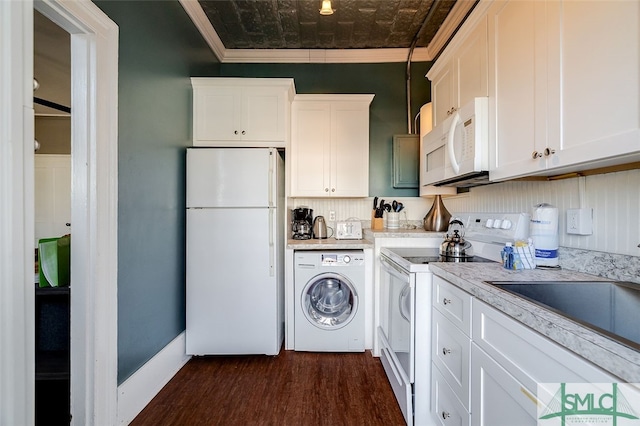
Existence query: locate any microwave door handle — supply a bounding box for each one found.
[447,111,461,174]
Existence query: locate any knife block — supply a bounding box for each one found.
[371,210,384,230]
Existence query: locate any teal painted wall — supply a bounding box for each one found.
[94,0,432,384]
[94,0,219,383]
[216,62,433,197]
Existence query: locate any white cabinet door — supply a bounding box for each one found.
[488,0,551,181]
[431,63,455,128]
[241,86,287,143]
[490,0,640,181]
[471,344,537,426]
[331,102,370,197]
[428,13,489,128]
[194,85,241,142]
[290,95,373,197]
[290,101,331,197]
[192,78,293,147]
[553,0,640,169]
[456,16,488,110]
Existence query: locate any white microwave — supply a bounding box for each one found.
[421,97,489,187]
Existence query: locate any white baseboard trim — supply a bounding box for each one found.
[117,331,191,425]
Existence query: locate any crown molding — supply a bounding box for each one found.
[426,0,479,60]
[179,0,467,64]
[179,0,225,60]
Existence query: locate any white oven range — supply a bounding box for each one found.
[378,212,530,425]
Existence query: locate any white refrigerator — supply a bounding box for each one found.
[186,147,284,355]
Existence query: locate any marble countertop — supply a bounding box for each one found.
[429,262,640,383]
[287,237,374,250]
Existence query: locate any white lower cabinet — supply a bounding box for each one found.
[431,277,472,424]
[470,298,617,425]
[431,276,618,426]
[471,344,537,426]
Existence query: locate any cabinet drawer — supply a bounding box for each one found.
[431,364,470,426]
[472,299,616,385]
[432,309,471,409]
[433,276,472,336]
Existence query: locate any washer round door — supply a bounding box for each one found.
[301,272,358,330]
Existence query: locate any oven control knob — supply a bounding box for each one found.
[492,219,502,228]
[501,219,512,230]
[485,219,494,228]
[342,255,351,264]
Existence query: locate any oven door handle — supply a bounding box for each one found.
[399,285,412,322]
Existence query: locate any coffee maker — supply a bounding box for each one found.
[291,207,313,240]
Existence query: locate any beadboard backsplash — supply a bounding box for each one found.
[290,168,640,258]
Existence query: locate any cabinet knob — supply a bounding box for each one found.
[442,411,450,420]
[241,130,246,135]
[532,151,543,159]
[443,298,451,305]
[65,223,71,227]
[331,188,335,192]
[325,188,329,192]
[442,347,452,355]
[234,130,238,135]
[544,147,556,157]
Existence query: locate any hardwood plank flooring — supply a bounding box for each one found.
[131,350,405,426]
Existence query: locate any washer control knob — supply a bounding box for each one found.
[343,255,351,264]
[485,219,494,228]
[501,219,512,230]
[493,219,502,229]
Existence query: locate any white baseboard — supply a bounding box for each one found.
[117,331,191,425]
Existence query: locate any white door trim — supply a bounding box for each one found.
[1,0,119,424]
[1,1,36,423]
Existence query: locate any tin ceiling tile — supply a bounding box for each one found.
[197,0,463,51]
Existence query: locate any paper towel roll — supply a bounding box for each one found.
[530,203,559,267]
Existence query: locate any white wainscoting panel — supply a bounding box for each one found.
[290,168,640,257]
[444,169,640,256]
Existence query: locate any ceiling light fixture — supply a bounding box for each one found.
[319,0,334,15]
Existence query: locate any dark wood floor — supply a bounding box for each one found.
[131,349,405,426]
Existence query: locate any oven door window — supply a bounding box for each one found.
[301,273,358,330]
[381,257,415,382]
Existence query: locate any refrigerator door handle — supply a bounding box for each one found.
[269,207,275,276]
[268,150,274,207]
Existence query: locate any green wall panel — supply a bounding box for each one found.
[94,0,219,384]
[217,61,432,197]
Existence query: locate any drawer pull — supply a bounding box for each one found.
[441,411,450,420]
[442,347,451,355]
[443,298,451,305]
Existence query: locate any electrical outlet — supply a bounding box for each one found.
[329,210,336,222]
[567,208,593,235]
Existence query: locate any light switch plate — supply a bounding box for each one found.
[567,208,593,235]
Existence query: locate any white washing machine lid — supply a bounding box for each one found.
[302,273,358,330]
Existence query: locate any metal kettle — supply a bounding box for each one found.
[439,219,474,261]
[312,216,328,239]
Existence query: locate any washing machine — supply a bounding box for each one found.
[294,250,365,352]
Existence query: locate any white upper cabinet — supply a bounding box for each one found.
[290,94,374,197]
[554,1,640,170]
[487,0,552,181]
[191,78,295,147]
[489,0,640,181]
[428,13,489,128]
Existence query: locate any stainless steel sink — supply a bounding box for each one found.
[485,280,640,350]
